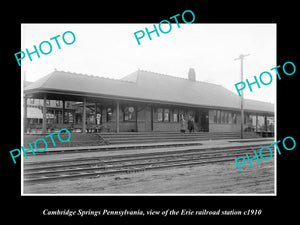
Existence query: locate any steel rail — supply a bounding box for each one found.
[24,144,270,183]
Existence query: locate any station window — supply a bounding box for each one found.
[164,109,170,122]
[46,109,54,124]
[64,111,74,124]
[156,108,171,122]
[213,110,217,123]
[179,113,185,121]
[55,110,62,124]
[221,111,225,123]
[257,115,265,131]
[124,106,136,121]
[232,112,237,124]
[88,114,95,124]
[157,108,163,122]
[96,104,102,125]
[107,108,113,121]
[267,116,274,132]
[217,110,221,124]
[29,98,34,104]
[213,110,232,124]
[46,100,50,106]
[244,114,248,124]
[173,109,179,122]
[56,100,61,107]
[225,111,229,123]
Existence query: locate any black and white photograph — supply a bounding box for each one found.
[4,4,298,225]
[21,23,276,195]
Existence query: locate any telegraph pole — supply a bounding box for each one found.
[234,54,250,139]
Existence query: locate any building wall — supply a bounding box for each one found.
[25,97,273,133]
[101,104,141,132]
[137,106,146,132]
[153,122,180,132]
[152,106,183,132]
[144,105,152,132]
[208,109,241,132]
[207,109,272,132]
[99,107,271,133]
[120,122,136,132]
[209,123,241,132]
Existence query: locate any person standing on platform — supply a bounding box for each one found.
[188,115,195,133]
[180,114,186,133]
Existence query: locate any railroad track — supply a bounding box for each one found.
[24,143,272,184]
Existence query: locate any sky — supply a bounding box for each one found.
[21,23,276,103]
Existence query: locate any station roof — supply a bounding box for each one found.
[24,70,274,114]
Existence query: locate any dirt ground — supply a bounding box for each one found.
[23,158,275,195]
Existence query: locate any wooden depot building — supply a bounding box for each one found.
[23,68,274,135]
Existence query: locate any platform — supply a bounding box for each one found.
[23,138,274,163]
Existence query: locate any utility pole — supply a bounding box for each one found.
[234,54,250,139]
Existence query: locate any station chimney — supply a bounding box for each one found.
[188,68,196,81]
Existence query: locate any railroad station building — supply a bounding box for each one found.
[23,69,274,136]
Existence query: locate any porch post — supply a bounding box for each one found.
[256,113,258,132]
[82,97,86,133]
[135,106,138,132]
[151,105,154,131]
[264,114,268,131]
[95,102,97,125]
[62,100,65,125]
[24,96,27,133]
[116,101,120,133]
[42,95,47,134]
